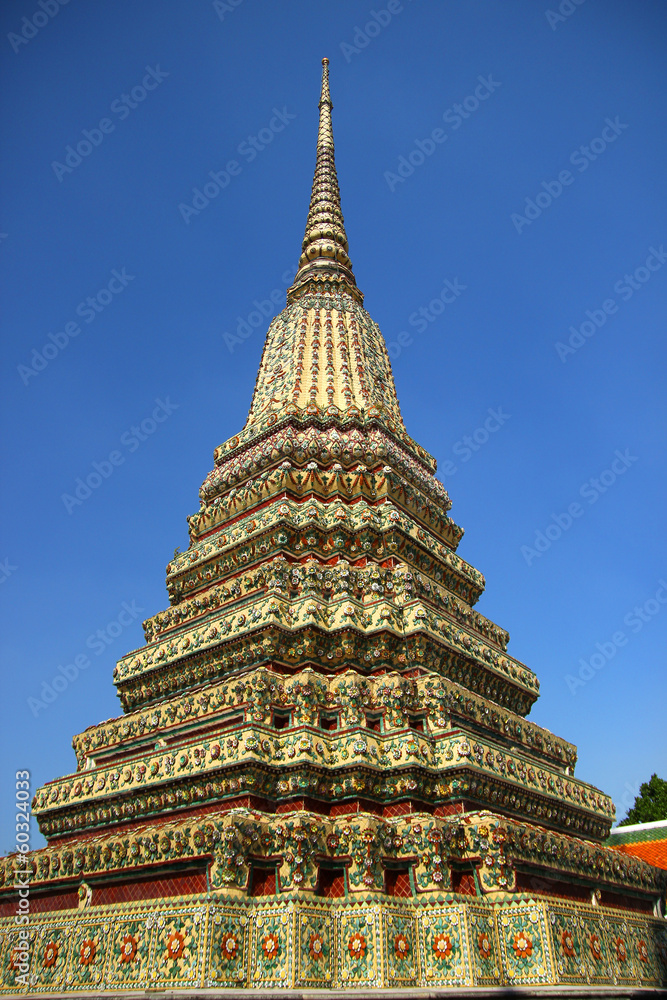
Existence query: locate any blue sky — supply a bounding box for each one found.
[1,0,666,853]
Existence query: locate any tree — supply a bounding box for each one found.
[618,774,667,826]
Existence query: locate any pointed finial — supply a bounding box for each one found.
[287,57,360,302]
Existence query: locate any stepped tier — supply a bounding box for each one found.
[33,666,611,843]
[2,810,661,906]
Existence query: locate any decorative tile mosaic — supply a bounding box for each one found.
[249,906,292,986]
[296,906,333,985]
[338,909,378,985]
[383,909,419,984]
[497,902,553,986]
[206,907,249,987]
[466,904,502,986]
[0,897,665,993]
[421,905,471,986]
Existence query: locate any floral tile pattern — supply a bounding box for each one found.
[249,907,291,986]
[579,913,614,983]
[148,909,203,986]
[421,905,470,986]
[104,916,149,986]
[339,910,378,984]
[33,924,70,990]
[296,908,333,985]
[383,910,418,984]
[607,915,639,985]
[66,922,106,990]
[207,908,249,987]
[466,905,502,986]
[548,905,588,984]
[0,926,36,994]
[0,896,665,992]
[497,903,553,986]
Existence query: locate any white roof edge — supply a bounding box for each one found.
[610,818,667,835]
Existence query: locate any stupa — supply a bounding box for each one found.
[1,59,665,996]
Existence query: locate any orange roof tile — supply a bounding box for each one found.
[613,840,667,870]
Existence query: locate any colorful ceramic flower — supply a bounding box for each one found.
[474,931,492,960]
[513,931,533,959]
[614,937,627,963]
[220,932,238,960]
[9,948,24,972]
[43,942,58,968]
[166,931,184,960]
[561,929,575,958]
[79,940,96,965]
[348,932,367,960]
[589,934,602,962]
[309,933,325,961]
[394,933,410,960]
[637,939,649,963]
[432,933,452,960]
[261,933,279,961]
[120,934,137,963]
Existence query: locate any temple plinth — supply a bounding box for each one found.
[1,59,665,996]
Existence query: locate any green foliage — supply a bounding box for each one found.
[618,774,667,826]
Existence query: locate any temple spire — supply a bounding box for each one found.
[288,58,359,300]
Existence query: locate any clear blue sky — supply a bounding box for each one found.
[1,0,666,853]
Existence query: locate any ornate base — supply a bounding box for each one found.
[2,896,665,994]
